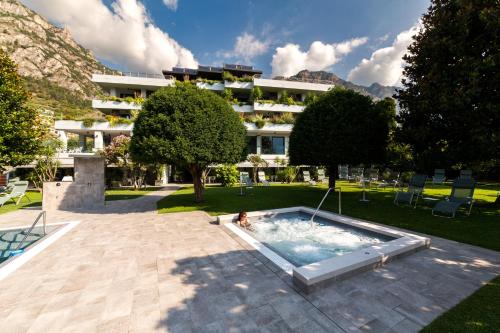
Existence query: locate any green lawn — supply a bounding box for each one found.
[157,181,500,251]
[0,187,162,215]
[420,276,499,333]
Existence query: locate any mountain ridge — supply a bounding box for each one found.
[0,0,112,119]
[282,70,398,100]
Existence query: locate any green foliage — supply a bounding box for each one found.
[29,135,62,190]
[82,118,96,128]
[23,77,97,120]
[215,164,239,187]
[304,92,319,105]
[251,86,263,101]
[66,136,79,151]
[0,50,43,171]
[223,88,238,103]
[396,0,500,173]
[130,82,247,202]
[272,112,295,124]
[277,90,295,105]
[105,115,133,127]
[289,88,392,186]
[276,166,299,183]
[223,71,254,82]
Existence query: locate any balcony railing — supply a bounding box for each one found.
[95,70,165,79]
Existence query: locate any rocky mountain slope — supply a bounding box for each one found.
[0,0,111,118]
[284,70,398,100]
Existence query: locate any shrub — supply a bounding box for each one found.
[215,164,239,187]
[82,118,95,128]
[277,166,299,183]
[251,86,263,101]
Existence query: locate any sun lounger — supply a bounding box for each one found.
[432,178,475,217]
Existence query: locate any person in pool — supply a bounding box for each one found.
[237,211,252,230]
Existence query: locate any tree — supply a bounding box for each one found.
[29,135,62,190]
[247,154,268,182]
[289,88,392,188]
[130,83,246,202]
[0,50,42,172]
[102,135,147,189]
[396,0,500,173]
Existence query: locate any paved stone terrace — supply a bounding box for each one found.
[0,187,498,332]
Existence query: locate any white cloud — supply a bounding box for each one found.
[347,25,420,86]
[21,0,197,73]
[162,0,177,11]
[271,37,368,77]
[218,33,269,63]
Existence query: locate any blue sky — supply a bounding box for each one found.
[141,0,429,78]
[23,0,430,86]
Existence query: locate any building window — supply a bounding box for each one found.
[246,136,257,154]
[261,136,285,155]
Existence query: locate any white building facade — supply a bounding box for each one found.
[54,64,334,168]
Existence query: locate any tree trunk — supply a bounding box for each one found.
[327,165,337,189]
[188,165,205,203]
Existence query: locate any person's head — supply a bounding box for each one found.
[238,211,247,220]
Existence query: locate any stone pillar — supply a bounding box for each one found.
[284,136,290,155]
[93,131,104,151]
[110,88,117,97]
[141,89,147,98]
[57,130,68,151]
[256,136,262,155]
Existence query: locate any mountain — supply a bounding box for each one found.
[0,0,111,119]
[282,70,398,100]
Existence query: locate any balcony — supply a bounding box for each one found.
[244,122,293,134]
[224,80,253,89]
[232,104,253,113]
[92,73,174,88]
[253,102,305,113]
[92,99,142,110]
[55,120,134,132]
[254,78,333,92]
[196,81,224,91]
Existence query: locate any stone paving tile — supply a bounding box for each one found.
[0,185,498,332]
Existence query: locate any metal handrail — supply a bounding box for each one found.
[14,211,46,251]
[310,186,342,226]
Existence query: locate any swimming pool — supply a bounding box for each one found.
[0,225,58,263]
[220,207,430,292]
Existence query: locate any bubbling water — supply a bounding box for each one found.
[247,214,386,267]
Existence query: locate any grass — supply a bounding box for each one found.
[157,181,500,251]
[420,276,499,333]
[0,187,162,214]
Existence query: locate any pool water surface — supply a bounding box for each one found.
[245,212,395,267]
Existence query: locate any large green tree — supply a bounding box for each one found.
[0,50,42,172]
[397,0,499,173]
[130,83,246,202]
[289,88,392,188]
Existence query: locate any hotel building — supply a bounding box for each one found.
[54,64,334,169]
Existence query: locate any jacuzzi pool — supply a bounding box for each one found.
[219,207,430,292]
[244,211,396,267]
